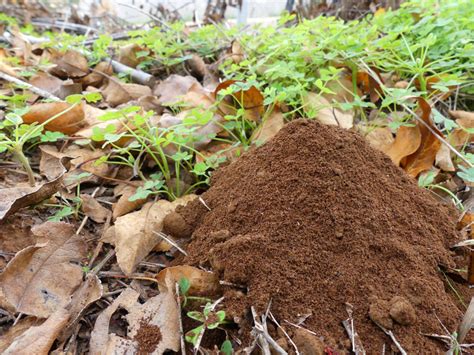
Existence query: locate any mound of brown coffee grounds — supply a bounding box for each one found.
[179,119,463,352]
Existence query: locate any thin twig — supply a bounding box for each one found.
[175,282,186,355]
[269,311,300,355]
[152,231,188,256]
[0,71,61,101]
[374,322,407,355]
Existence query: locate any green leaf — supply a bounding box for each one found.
[48,206,74,221]
[65,94,83,105]
[128,187,153,201]
[40,131,66,143]
[178,277,190,295]
[187,311,206,323]
[84,92,103,103]
[221,340,233,355]
[185,325,204,346]
[458,166,474,183]
[418,171,436,187]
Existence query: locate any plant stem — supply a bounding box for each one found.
[13,146,35,186]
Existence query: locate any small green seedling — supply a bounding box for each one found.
[418,171,464,210]
[220,339,233,355]
[185,301,226,349]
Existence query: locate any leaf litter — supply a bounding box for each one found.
[1,1,474,353]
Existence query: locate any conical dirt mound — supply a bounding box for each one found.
[179,119,463,352]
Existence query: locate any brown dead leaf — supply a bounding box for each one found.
[81,61,113,88]
[303,93,353,129]
[186,54,207,80]
[156,265,219,296]
[0,222,86,318]
[58,274,103,342]
[154,74,199,105]
[230,40,244,64]
[0,174,64,222]
[22,102,86,135]
[102,79,152,107]
[435,143,455,172]
[105,195,197,275]
[90,281,180,355]
[364,127,394,153]
[81,194,111,223]
[112,184,147,220]
[48,49,89,79]
[29,72,82,100]
[0,317,42,353]
[118,43,146,68]
[251,107,285,145]
[356,69,383,103]
[214,80,264,122]
[403,98,442,177]
[89,288,140,354]
[3,307,70,355]
[384,125,421,165]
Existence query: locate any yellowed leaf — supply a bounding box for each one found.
[364,127,394,153]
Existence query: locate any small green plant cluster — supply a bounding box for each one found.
[178,278,232,353]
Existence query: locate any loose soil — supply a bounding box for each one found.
[178,120,465,352]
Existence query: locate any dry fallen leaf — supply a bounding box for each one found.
[3,307,70,355]
[102,79,152,107]
[156,265,220,296]
[435,143,455,172]
[0,222,86,318]
[154,74,200,105]
[48,49,89,79]
[118,43,146,68]
[403,98,442,177]
[90,280,180,355]
[0,318,42,353]
[112,184,147,220]
[384,125,421,166]
[89,288,140,355]
[105,195,197,275]
[364,127,394,153]
[251,107,285,145]
[0,174,64,222]
[81,194,111,223]
[186,54,207,80]
[303,93,353,129]
[22,102,86,135]
[81,61,113,88]
[214,80,264,122]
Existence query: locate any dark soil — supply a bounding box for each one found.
[177,119,465,352]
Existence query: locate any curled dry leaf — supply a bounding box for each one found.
[0,173,64,222]
[186,54,207,80]
[90,281,180,355]
[356,69,383,103]
[81,194,111,223]
[3,307,70,355]
[112,184,147,220]
[403,98,442,177]
[118,43,146,68]
[154,74,199,105]
[364,127,394,153]
[251,107,285,145]
[29,72,82,100]
[0,222,86,318]
[229,40,244,64]
[89,288,140,355]
[102,78,152,107]
[435,143,455,172]
[384,125,421,166]
[58,274,103,342]
[105,195,197,275]
[47,49,89,79]
[81,61,113,88]
[214,80,264,122]
[303,93,353,129]
[0,317,42,353]
[22,101,86,135]
[156,265,220,296]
